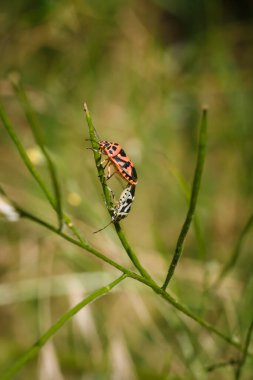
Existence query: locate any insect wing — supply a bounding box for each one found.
[113,155,138,184]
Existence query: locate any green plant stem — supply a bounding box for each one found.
[235,319,253,380]
[162,108,208,290]
[169,164,206,257]
[0,274,127,380]
[12,80,63,230]
[0,102,55,209]
[17,206,248,355]
[206,358,239,372]
[215,212,253,287]
[83,103,113,210]
[114,223,155,282]
[83,103,154,282]
[0,101,85,244]
[18,206,131,274]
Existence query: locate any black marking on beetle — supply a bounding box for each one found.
[131,167,137,180]
[122,161,130,169]
[119,149,126,157]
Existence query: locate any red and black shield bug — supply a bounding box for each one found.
[99,141,138,185]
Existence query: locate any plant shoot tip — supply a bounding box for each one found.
[202,104,209,112]
[8,71,20,87]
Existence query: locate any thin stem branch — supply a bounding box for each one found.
[0,274,127,380]
[215,212,253,287]
[169,163,206,257]
[162,108,208,290]
[0,101,55,209]
[83,103,154,282]
[206,358,239,372]
[11,79,63,230]
[18,206,132,275]
[235,319,253,380]
[114,223,155,282]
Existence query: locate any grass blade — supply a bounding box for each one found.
[235,319,253,379]
[0,101,56,209]
[0,274,127,380]
[0,100,86,244]
[215,212,253,287]
[12,79,63,230]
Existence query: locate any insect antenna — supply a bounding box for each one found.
[89,123,101,141]
[93,220,113,234]
[85,138,99,144]
[85,138,100,150]
[84,102,101,141]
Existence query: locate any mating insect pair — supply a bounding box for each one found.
[87,140,138,233]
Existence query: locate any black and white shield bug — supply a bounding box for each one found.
[94,185,136,233]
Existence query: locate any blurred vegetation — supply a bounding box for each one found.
[1,0,253,379]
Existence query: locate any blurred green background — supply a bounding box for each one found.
[1,0,253,379]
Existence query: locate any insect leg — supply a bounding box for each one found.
[101,158,110,169]
[93,220,113,234]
